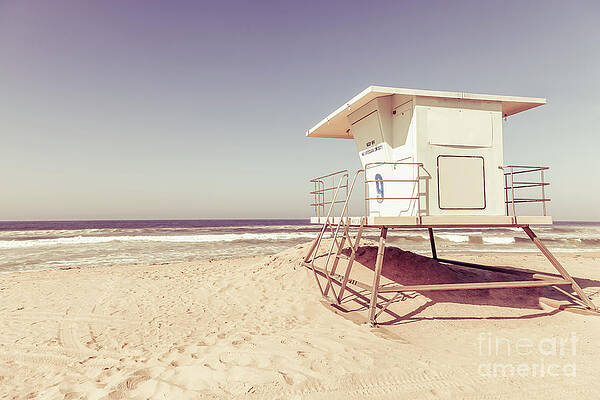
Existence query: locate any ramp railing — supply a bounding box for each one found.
[502,165,550,216]
[310,170,349,219]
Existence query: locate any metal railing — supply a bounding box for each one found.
[310,170,349,219]
[502,165,550,216]
[364,162,427,217]
[310,164,549,219]
[309,163,428,219]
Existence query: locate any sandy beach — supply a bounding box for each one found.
[3,0,600,398]
[1,241,599,399]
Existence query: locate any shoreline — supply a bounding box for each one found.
[1,249,599,276]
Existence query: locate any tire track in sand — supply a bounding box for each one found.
[254,368,589,399]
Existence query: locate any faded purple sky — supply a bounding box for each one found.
[1,0,599,220]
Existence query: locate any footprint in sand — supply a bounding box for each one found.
[105,369,152,398]
[278,370,294,385]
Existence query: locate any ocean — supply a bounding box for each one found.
[0,220,599,273]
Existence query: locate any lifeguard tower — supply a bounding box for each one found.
[303,86,597,325]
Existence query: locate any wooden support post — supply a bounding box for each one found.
[379,278,571,293]
[523,226,597,311]
[369,227,388,325]
[428,227,437,260]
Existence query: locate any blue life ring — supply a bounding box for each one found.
[375,173,384,203]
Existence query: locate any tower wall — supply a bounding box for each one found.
[347,95,506,217]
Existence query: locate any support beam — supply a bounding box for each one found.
[522,226,598,311]
[437,258,560,280]
[374,291,403,320]
[378,278,571,293]
[307,264,372,291]
[369,227,388,325]
[428,227,437,260]
[307,265,343,285]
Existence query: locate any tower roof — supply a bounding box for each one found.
[307,86,546,139]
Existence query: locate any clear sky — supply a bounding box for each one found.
[1,0,599,220]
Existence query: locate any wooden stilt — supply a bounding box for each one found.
[369,227,388,325]
[522,226,597,311]
[338,219,365,303]
[428,227,437,260]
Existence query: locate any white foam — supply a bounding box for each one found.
[482,236,515,244]
[0,232,317,249]
[437,234,469,243]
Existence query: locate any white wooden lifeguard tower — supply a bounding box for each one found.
[303,86,597,325]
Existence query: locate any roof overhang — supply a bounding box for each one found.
[307,86,546,139]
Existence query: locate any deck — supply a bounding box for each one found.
[309,215,552,227]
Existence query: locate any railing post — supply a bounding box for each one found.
[313,181,319,217]
[504,171,509,216]
[316,181,320,219]
[320,181,324,218]
[541,169,547,216]
[345,175,349,219]
[510,166,516,218]
[364,166,368,218]
[332,175,335,216]
[417,164,421,219]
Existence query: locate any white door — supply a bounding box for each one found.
[437,155,486,209]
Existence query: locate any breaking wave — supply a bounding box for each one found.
[0,232,317,249]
